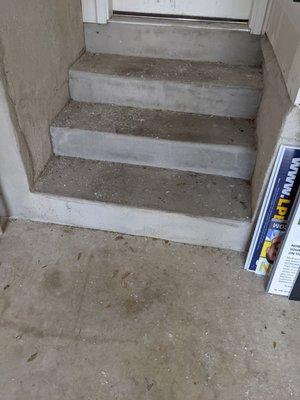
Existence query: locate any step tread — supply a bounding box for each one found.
[52,101,256,148]
[35,156,251,221]
[71,52,263,90]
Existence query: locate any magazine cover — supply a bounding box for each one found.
[245,145,300,275]
[267,189,300,297]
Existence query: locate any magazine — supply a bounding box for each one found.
[267,189,300,297]
[245,145,300,275]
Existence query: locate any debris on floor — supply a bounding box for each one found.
[0,220,299,400]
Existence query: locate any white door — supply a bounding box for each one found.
[113,0,254,20]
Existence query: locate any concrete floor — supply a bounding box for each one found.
[0,220,299,400]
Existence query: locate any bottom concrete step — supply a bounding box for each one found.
[34,156,252,251]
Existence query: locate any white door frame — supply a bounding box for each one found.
[82,0,270,33]
[81,0,112,24]
[249,0,271,34]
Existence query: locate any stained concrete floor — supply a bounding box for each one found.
[0,220,299,400]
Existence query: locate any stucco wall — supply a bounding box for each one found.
[0,190,7,217]
[266,0,300,105]
[252,38,300,214]
[0,1,84,185]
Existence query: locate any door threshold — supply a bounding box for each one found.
[113,11,248,25]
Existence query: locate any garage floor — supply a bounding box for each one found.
[0,220,299,400]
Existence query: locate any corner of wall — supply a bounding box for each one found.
[0,39,35,187]
[0,191,8,217]
[251,36,300,219]
[0,1,85,217]
[251,37,286,212]
[0,68,31,218]
[265,0,300,106]
[0,1,85,189]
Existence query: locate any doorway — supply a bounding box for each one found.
[113,0,254,20]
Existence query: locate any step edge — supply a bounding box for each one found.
[69,68,263,91]
[50,127,255,179]
[49,152,254,181]
[29,191,252,251]
[34,156,252,223]
[50,126,257,152]
[33,188,252,225]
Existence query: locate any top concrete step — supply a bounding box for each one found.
[71,53,262,89]
[70,53,263,118]
[85,16,262,66]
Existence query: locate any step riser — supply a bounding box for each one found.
[85,20,262,66]
[69,71,262,119]
[51,127,256,179]
[33,192,252,252]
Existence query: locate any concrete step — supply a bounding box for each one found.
[70,53,263,118]
[51,101,256,179]
[85,16,262,66]
[34,156,252,251]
